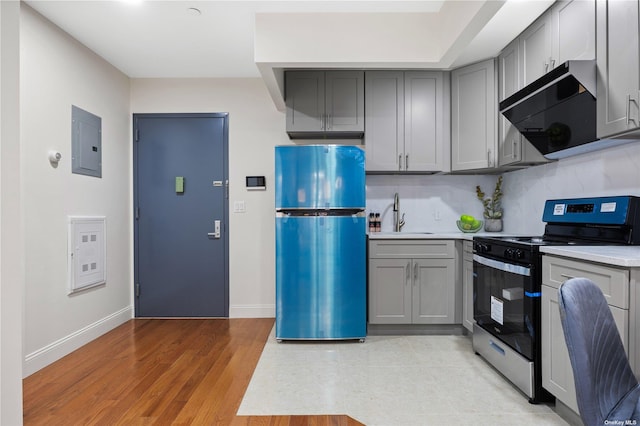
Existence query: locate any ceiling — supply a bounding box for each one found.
[25,0,555,80]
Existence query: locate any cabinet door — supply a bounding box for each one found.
[553,0,596,65]
[404,71,446,172]
[365,71,404,172]
[451,60,497,171]
[325,71,364,133]
[542,284,629,414]
[498,40,523,166]
[285,71,325,132]
[462,241,474,332]
[520,12,553,86]
[541,285,579,413]
[412,258,456,324]
[596,0,640,138]
[369,258,412,324]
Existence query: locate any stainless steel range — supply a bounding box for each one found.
[472,196,640,403]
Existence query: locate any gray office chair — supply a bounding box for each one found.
[558,277,640,426]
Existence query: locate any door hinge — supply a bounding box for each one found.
[135,207,140,220]
[136,283,140,297]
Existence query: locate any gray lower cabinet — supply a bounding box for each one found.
[369,240,456,324]
[596,0,640,139]
[462,241,474,333]
[541,254,630,415]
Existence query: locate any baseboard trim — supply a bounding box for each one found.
[23,305,133,377]
[229,304,275,318]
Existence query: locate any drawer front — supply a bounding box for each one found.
[542,255,629,309]
[369,240,455,259]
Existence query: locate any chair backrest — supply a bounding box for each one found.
[558,277,639,426]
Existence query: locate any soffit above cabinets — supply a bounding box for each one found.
[26,0,553,110]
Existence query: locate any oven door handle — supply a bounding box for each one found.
[473,254,531,277]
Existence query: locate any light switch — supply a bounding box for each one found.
[176,176,184,193]
[234,201,246,213]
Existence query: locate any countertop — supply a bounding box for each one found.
[540,246,640,268]
[367,232,510,241]
[369,233,640,268]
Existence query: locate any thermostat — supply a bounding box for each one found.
[246,176,266,190]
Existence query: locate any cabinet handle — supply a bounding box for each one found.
[405,155,409,170]
[550,57,555,69]
[626,94,631,125]
[406,262,411,285]
[414,262,418,282]
[327,113,332,130]
[512,140,517,159]
[559,273,576,282]
[487,149,493,167]
[626,94,638,125]
[544,61,549,73]
[320,113,325,130]
[399,154,403,171]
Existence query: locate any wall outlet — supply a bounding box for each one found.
[434,210,441,221]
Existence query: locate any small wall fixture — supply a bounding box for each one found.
[48,150,62,166]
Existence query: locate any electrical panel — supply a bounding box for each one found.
[72,105,102,178]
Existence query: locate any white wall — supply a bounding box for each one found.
[130,78,291,318]
[501,142,640,234]
[21,5,132,376]
[1,1,24,422]
[365,141,640,236]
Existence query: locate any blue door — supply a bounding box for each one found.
[134,113,228,317]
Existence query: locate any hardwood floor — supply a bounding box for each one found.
[23,318,363,425]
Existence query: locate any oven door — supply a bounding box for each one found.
[473,254,537,360]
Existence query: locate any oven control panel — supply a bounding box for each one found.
[543,195,640,226]
[473,240,534,264]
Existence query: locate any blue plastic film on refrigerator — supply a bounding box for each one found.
[275,215,366,339]
[275,145,366,210]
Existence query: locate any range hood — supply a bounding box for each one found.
[499,60,598,159]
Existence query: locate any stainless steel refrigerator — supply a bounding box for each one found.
[275,145,366,341]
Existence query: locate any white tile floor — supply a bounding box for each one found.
[238,328,570,425]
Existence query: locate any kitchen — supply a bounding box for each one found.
[4,0,640,424]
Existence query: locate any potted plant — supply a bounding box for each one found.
[476,176,503,232]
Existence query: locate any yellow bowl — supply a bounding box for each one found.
[457,220,483,233]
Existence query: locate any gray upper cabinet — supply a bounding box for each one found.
[520,0,595,86]
[451,59,497,171]
[554,0,596,64]
[285,70,364,138]
[520,11,554,86]
[498,40,524,166]
[365,71,449,173]
[497,40,548,167]
[496,0,593,167]
[365,72,404,171]
[596,0,640,139]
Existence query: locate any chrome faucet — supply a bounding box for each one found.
[393,192,405,232]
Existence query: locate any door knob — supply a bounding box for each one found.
[207,220,221,239]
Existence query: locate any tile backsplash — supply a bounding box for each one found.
[366,174,496,233]
[366,141,640,235]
